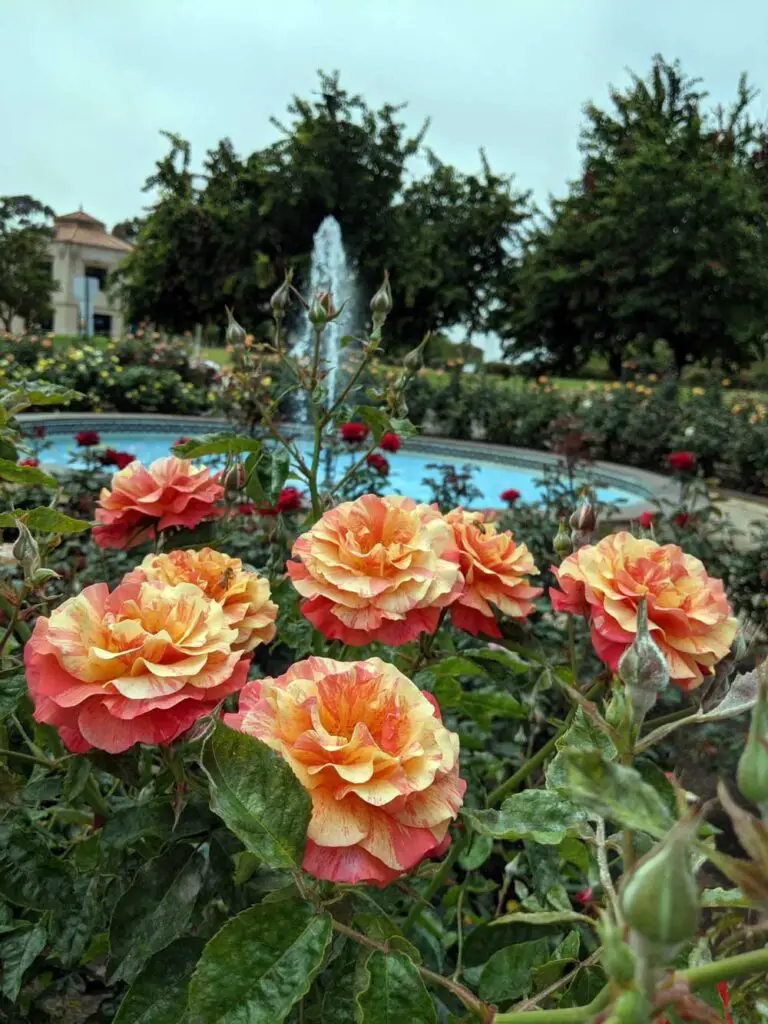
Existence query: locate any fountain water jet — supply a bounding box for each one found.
[293,215,358,420]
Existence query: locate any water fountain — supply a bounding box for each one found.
[293,215,358,418]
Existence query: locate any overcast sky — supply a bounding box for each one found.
[2,0,768,228]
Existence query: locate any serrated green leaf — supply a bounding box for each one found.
[462,648,530,673]
[0,826,74,910]
[1,383,80,409]
[0,458,57,488]
[532,929,581,989]
[463,790,588,845]
[460,691,526,729]
[478,938,551,1003]
[114,937,205,1024]
[0,668,26,720]
[100,799,175,850]
[202,723,310,870]
[172,433,262,458]
[353,913,421,962]
[459,833,494,870]
[560,748,675,837]
[359,407,391,441]
[108,845,207,984]
[0,507,90,534]
[431,656,482,678]
[320,940,371,1023]
[0,922,46,1001]
[187,898,332,1024]
[546,707,618,791]
[50,874,101,968]
[357,950,437,1024]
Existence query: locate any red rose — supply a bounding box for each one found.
[667,451,696,473]
[239,503,255,516]
[75,430,100,447]
[366,453,390,475]
[275,487,303,514]
[500,488,521,504]
[113,452,136,470]
[32,425,46,439]
[340,422,369,444]
[18,457,39,467]
[573,887,593,905]
[379,432,401,453]
[674,511,690,528]
[636,511,656,529]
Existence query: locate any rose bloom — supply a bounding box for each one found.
[224,657,465,886]
[239,502,255,516]
[674,511,691,528]
[667,451,696,473]
[24,579,251,753]
[100,448,136,470]
[550,531,737,689]
[275,486,303,514]
[379,432,401,453]
[366,452,389,475]
[445,508,542,637]
[18,457,39,468]
[92,456,224,550]
[636,511,656,529]
[340,422,369,444]
[286,494,463,646]
[75,430,100,447]
[500,488,521,504]
[124,547,277,652]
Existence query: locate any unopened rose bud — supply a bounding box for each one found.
[403,334,430,374]
[569,498,597,534]
[737,674,768,810]
[370,270,392,320]
[12,521,40,579]
[553,520,572,560]
[309,291,335,328]
[618,599,669,725]
[225,308,246,346]
[620,816,700,951]
[270,271,293,319]
[223,463,245,494]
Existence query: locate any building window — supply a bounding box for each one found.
[93,313,112,338]
[85,265,108,289]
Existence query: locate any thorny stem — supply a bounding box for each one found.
[321,346,372,428]
[331,919,491,1021]
[595,819,620,920]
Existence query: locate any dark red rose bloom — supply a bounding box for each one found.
[75,430,100,447]
[573,887,593,905]
[379,432,401,453]
[18,457,39,467]
[32,425,46,439]
[667,451,696,473]
[500,488,521,504]
[636,511,656,529]
[239,503,255,516]
[340,422,369,444]
[100,449,135,470]
[275,487,303,514]
[174,436,192,448]
[366,453,390,476]
[674,511,690,528]
[113,452,136,470]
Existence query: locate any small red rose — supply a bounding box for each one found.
[636,511,656,529]
[75,430,100,447]
[32,425,46,439]
[18,457,39,467]
[340,422,369,444]
[379,432,401,453]
[674,511,690,528]
[366,453,390,476]
[500,488,521,504]
[275,487,303,514]
[239,502,255,516]
[667,451,696,473]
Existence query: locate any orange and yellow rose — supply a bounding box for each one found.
[445,508,542,637]
[124,547,277,652]
[550,531,737,689]
[224,656,465,886]
[92,456,224,550]
[24,578,250,753]
[286,494,463,645]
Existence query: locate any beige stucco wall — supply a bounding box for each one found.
[9,238,129,338]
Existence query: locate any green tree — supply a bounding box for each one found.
[502,56,768,375]
[0,196,55,332]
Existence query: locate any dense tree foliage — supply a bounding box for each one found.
[0,196,55,332]
[500,57,768,374]
[117,73,531,347]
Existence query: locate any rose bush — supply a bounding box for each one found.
[0,285,766,1024]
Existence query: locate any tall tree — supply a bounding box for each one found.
[501,56,768,374]
[0,196,55,332]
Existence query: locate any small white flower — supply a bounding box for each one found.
[581,399,593,410]
[684,425,695,438]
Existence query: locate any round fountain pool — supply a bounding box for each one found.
[19,415,674,514]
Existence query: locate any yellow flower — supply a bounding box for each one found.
[647,373,658,382]
[261,376,273,387]
[691,387,705,396]
[721,378,731,387]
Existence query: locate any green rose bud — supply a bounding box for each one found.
[403,333,430,374]
[620,816,699,950]
[613,989,652,1024]
[737,673,768,810]
[618,598,669,726]
[553,519,572,560]
[370,270,393,319]
[225,307,246,346]
[270,271,293,319]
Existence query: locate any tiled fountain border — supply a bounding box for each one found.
[18,411,680,518]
